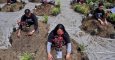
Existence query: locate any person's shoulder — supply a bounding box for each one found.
[21,14,26,18]
[49,30,54,35]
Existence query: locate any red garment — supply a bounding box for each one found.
[52,36,64,48]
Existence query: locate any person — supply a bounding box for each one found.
[17,9,38,37]
[94,3,108,25]
[11,0,17,3]
[40,0,55,5]
[7,0,17,4]
[47,24,72,60]
[71,0,85,4]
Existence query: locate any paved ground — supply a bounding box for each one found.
[0,0,115,60]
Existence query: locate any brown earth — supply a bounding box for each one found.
[33,4,54,16]
[0,2,26,12]
[80,18,115,38]
[0,21,88,60]
[0,0,7,3]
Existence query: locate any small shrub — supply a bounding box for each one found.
[78,43,85,52]
[51,7,60,16]
[20,52,32,60]
[86,0,98,4]
[74,4,89,15]
[104,2,113,9]
[109,13,115,22]
[43,14,48,23]
[55,0,60,8]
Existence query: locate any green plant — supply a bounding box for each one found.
[78,43,85,52]
[20,52,32,60]
[51,7,60,16]
[43,14,48,23]
[86,0,98,4]
[55,0,60,8]
[74,4,89,15]
[109,13,115,22]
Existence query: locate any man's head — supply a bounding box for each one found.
[24,9,31,17]
[98,3,104,10]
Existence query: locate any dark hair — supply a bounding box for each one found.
[53,24,67,35]
[98,2,104,7]
[24,9,31,15]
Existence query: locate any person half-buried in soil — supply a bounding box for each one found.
[94,3,108,25]
[47,24,72,60]
[17,9,38,37]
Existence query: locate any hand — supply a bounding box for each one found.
[28,30,35,36]
[66,53,71,60]
[17,30,21,38]
[48,53,53,60]
[104,19,108,25]
[98,19,104,25]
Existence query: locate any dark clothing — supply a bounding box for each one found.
[19,13,38,31]
[47,30,71,55]
[11,0,16,3]
[94,8,105,20]
[72,0,85,3]
[48,30,71,45]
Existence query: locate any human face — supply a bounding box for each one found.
[25,13,31,17]
[99,6,104,10]
[57,29,64,36]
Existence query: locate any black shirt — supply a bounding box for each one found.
[94,8,105,19]
[19,13,38,31]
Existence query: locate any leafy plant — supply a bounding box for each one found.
[86,0,98,4]
[74,4,89,15]
[78,43,85,52]
[55,0,60,8]
[109,13,115,22]
[43,14,48,23]
[51,7,60,16]
[20,52,32,60]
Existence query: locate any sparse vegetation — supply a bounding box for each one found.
[78,43,85,52]
[73,4,89,15]
[55,0,61,8]
[109,13,115,22]
[51,0,61,16]
[51,7,60,16]
[20,52,32,60]
[43,14,48,23]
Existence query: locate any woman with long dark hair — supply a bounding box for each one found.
[47,24,72,60]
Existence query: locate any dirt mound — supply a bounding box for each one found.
[0,21,88,60]
[80,18,115,38]
[0,2,26,12]
[33,4,54,16]
[0,0,7,3]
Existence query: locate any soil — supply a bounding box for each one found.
[80,18,115,38]
[0,0,7,3]
[33,4,54,16]
[0,2,26,12]
[0,21,88,60]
